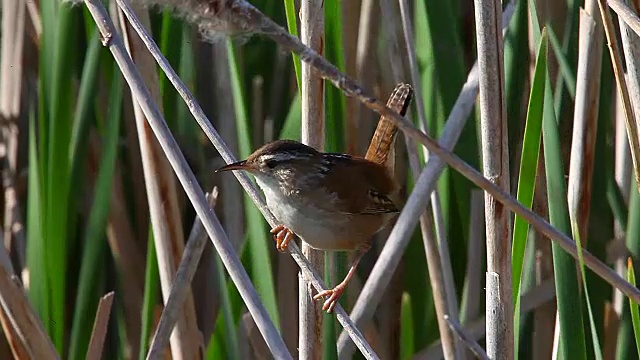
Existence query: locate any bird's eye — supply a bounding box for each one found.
[265,160,278,169]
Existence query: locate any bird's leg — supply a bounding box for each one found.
[270,225,295,252]
[313,243,371,313]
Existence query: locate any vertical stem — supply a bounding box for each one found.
[299,0,325,358]
[117,6,200,359]
[352,0,378,155]
[567,1,603,248]
[472,0,513,358]
[0,0,26,270]
[615,0,640,356]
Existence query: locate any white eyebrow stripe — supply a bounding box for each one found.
[259,152,312,163]
[326,153,352,159]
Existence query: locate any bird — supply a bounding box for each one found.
[216,83,413,312]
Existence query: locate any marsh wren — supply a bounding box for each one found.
[217,83,413,312]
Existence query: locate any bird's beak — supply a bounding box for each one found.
[215,160,251,172]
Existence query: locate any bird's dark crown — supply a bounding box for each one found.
[246,139,321,167]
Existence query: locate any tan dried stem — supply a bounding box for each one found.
[299,1,325,358]
[146,187,220,358]
[0,247,58,359]
[85,292,115,360]
[602,0,640,194]
[116,5,200,359]
[473,0,513,357]
[567,2,603,247]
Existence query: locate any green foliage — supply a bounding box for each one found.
[69,65,123,360]
[139,230,159,359]
[628,258,640,359]
[400,293,415,360]
[511,27,547,356]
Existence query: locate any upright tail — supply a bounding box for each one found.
[364,82,413,175]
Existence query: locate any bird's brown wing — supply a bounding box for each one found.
[360,189,399,214]
[311,155,399,215]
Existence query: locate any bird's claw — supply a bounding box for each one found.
[313,285,345,313]
[270,225,294,252]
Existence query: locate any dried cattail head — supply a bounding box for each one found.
[67,0,260,42]
[143,0,256,39]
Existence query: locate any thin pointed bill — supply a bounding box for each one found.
[215,160,251,172]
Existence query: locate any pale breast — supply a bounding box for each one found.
[256,175,387,251]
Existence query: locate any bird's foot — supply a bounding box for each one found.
[270,225,294,252]
[313,284,345,313]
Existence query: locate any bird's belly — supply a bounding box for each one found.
[268,199,350,250]
[267,198,389,251]
[258,178,392,251]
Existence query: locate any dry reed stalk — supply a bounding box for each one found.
[368,6,407,356]
[116,5,201,359]
[563,17,602,357]
[616,0,640,178]
[472,0,513,357]
[0,247,58,359]
[407,150,457,360]
[299,1,326,358]
[85,292,115,360]
[1,0,27,275]
[568,3,603,245]
[87,132,144,354]
[353,0,379,155]
[146,188,220,358]
[461,190,485,360]
[602,0,640,193]
[612,86,632,338]
[613,2,640,353]
[0,1,30,357]
[444,316,489,360]
[461,190,485,326]
[240,312,273,360]
[415,279,556,359]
